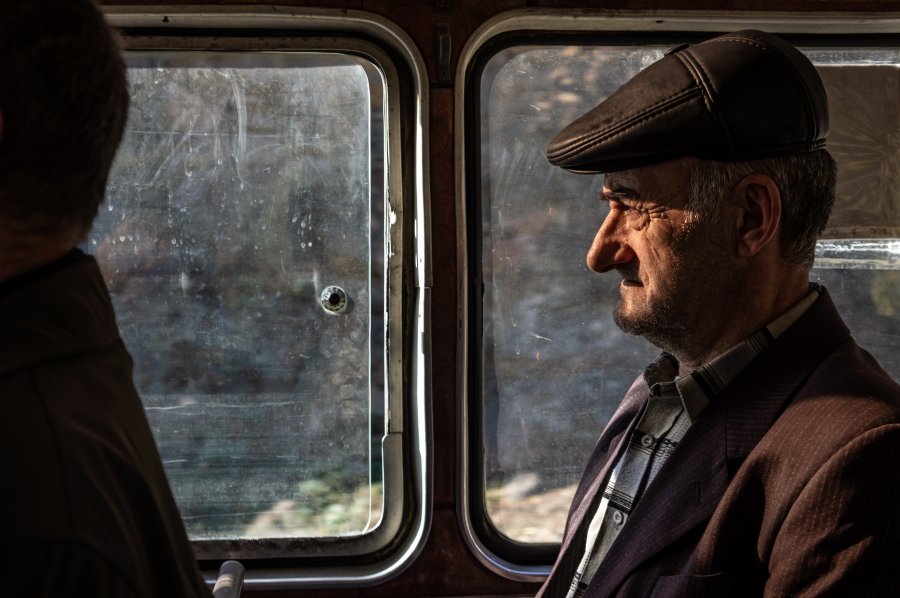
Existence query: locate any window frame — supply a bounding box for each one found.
[456,9,900,581]
[103,7,431,590]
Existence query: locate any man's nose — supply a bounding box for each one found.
[586,211,635,273]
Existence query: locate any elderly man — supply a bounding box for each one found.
[0,1,210,595]
[537,30,900,597]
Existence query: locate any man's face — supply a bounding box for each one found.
[587,158,737,353]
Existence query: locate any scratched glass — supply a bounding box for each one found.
[88,52,385,540]
[478,44,900,544]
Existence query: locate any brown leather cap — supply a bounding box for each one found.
[546,30,828,174]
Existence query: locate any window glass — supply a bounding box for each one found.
[477,43,900,545]
[88,51,386,542]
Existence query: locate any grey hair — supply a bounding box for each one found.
[686,150,837,268]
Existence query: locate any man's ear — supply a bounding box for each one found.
[729,173,781,258]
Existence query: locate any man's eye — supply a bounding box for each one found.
[622,202,647,215]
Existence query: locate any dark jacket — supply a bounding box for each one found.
[538,289,900,597]
[0,252,210,597]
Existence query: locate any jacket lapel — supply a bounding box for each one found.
[537,378,648,597]
[586,289,852,597]
[569,378,649,534]
[586,397,731,597]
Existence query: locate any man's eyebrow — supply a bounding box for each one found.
[600,186,642,202]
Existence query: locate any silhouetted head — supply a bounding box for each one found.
[0,0,129,248]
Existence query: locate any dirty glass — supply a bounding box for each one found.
[478,44,900,544]
[87,52,385,541]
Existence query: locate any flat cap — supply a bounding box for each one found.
[546,30,829,174]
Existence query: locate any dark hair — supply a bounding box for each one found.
[687,149,837,268]
[0,0,129,242]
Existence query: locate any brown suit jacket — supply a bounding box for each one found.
[538,289,900,597]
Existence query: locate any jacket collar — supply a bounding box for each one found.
[0,254,120,379]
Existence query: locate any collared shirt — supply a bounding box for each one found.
[566,288,821,598]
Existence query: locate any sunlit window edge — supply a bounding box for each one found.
[104,7,432,589]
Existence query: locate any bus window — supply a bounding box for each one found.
[464,25,900,572]
[95,50,387,545]
[89,10,430,585]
